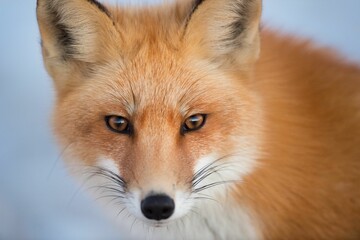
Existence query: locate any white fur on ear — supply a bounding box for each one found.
[37,0,119,62]
[37,0,123,94]
[183,0,262,65]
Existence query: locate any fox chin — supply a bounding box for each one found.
[37,0,360,239]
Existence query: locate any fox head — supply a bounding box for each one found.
[37,0,263,227]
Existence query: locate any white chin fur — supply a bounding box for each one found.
[112,152,261,239]
[69,154,261,239]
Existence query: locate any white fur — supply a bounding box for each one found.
[97,157,120,175]
[66,147,262,240]
[193,149,258,196]
[112,194,261,240]
[93,153,262,240]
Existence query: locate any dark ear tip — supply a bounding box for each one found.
[186,0,205,23]
[36,0,44,8]
[191,0,205,14]
[87,0,112,18]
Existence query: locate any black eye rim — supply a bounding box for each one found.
[181,114,208,134]
[105,115,133,135]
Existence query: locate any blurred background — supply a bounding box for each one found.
[0,0,359,239]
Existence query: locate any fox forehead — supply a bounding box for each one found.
[78,56,244,119]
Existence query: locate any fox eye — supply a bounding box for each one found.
[105,116,132,135]
[182,114,207,134]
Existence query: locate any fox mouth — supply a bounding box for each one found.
[145,220,172,228]
[88,153,243,227]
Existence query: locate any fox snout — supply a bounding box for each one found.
[141,194,175,220]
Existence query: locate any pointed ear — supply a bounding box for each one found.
[37,0,120,62]
[37,0,121,94]
[183,0,262,66]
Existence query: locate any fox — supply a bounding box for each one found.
[36,0,360,239]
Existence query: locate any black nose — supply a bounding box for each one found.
[141,195,175,220]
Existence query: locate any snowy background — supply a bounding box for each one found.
[0,0,359,239]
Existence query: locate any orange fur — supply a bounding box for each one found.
[37,0,360,239]
[239,31,360,239]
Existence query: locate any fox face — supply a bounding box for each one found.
[37,0,263,230]
[38,0,360,239]
[53,55,262,224]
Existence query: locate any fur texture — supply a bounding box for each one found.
[37,0,360,239]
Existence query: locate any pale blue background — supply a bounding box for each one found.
[0,1,359,239]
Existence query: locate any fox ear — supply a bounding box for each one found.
[37,0,121,94]
[37,0,119,62]
[183,0,262,66]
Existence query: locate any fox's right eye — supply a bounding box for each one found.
[105,116,132,135]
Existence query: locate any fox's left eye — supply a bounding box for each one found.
[105,115,132,135]
[182,114,207,134]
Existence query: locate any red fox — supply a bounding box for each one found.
[37,0,360,239]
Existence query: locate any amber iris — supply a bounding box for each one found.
[105,116,131,134]
[182,114,207,133]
